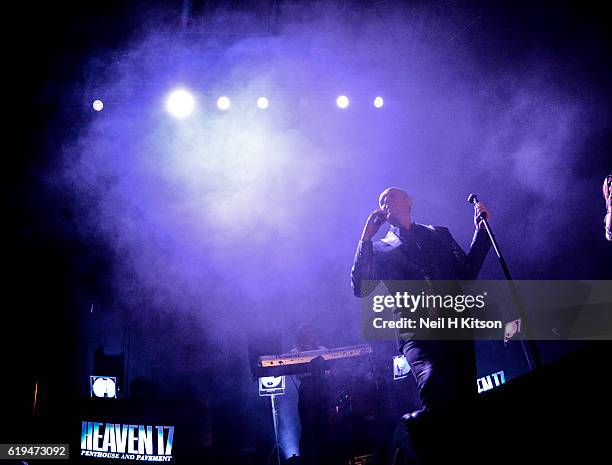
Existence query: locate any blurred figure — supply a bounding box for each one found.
[291,323,336,465]
[294,322,324,353]
[604,174,612,241]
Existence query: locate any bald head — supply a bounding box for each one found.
[379,187,413,227]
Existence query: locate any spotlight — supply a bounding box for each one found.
[373,96,384,108]
[336,95,349,109]
[90,376,117,398]
[504,319,521,344]
[92,100,104,111]
[259,376,285,396]
[166,89,195,118]
[257,97,269,109]
[217,96,231,111]
[393,355,410,380]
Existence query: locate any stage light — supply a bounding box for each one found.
[336,95,349,109]
[373,96,384,108]
[258,376,286,465]
[90,376,117,398]
[393,355,410,380]
[166,89,195,118]
[92,100,104,111]
[259,376,285,396]
[217,96,231,111]
[504,319,521,344]
[257,97,269,109]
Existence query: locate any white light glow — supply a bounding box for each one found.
[336,95,349,109]
[92,100,104,111]
[257,97,269,109]
[217,96,231,111]
[92,377,117,398]
[374,96,384,108]
[166,89,195,118]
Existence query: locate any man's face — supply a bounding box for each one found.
[297,323,316,349]
[379,188,412,225]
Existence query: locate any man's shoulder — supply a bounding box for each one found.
[374,223,451,249]
[417,224,456,246]
[417,223,443,230]
[417,223,450,235]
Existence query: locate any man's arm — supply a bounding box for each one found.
[465,201,493,278]
[443,201,492,280]
[351,209,387,297]
[463,228,492,279]
[439,227,491,280]
[351,240,380,297]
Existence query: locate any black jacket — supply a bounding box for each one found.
[351,223,491,298]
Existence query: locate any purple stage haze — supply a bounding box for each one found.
[35,2,610,452]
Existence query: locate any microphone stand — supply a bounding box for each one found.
[468,194,543,371]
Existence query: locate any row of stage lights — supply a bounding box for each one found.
[92,89,385,118]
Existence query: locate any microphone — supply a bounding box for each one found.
[467,193,487,221]
[373,209,388,226]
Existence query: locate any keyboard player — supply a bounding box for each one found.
[291,323,337,465]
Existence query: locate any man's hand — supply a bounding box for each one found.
[361,209,387,241]
[474,202,491,229]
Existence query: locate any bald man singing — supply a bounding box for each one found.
[351,187,492,410]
